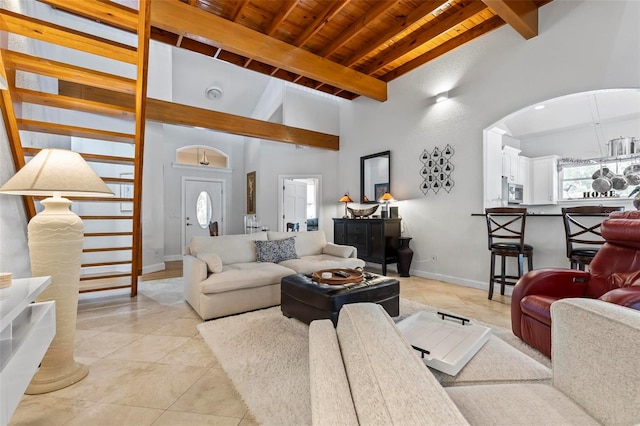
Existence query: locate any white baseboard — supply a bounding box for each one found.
[164,254,182,262]
[142,262,165,275]
[409,268,514,297]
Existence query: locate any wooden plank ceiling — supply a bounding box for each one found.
[147,0,551,101]
[46,0,551,102]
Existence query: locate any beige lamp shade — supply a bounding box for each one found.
[0,149,113,197]
[339,194,353,203]
[379,192,395,202]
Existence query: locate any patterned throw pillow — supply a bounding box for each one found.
[255,237,299,263]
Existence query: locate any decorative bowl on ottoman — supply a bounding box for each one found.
[347,205,379,218]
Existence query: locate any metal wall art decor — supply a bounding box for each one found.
[419,144,455,195]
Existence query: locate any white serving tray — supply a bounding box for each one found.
[396,311,491,376]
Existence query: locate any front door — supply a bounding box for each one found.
[184,178,223,247]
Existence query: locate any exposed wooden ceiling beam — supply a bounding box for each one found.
[339,0,444,68]
[243,0,299,69]
[2,49,135,94]
[0,9,137,64]
[265,0,299,35]
[382,15,506,82]
[363,1,488,76]
[147,98,339,150]
[58,81,339,150]
[150,0,386,102]
[293,0,348,47]
[318,0,400,58]
[38,0,138,33]
[231,0,250,22]
[482,0,538,39]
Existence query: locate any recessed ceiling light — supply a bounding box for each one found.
[534,105,545,110]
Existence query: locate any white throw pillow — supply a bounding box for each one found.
[197,253,223,273]
[322,243,354,258]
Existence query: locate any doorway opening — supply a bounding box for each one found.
[278,175,322,232]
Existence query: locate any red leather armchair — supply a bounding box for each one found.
[511,210,640,358]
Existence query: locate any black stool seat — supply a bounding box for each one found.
[562,206,624,270]
[490,243,533,252]
[485,208,534,300]
[281,273,399,326]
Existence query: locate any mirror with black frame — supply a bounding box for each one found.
[360,151,391,204]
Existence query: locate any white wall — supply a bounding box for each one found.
[162,125,246,258]
[252,141,340,234]
[339,0,640,290]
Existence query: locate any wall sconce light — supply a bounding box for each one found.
[435,91,449,103]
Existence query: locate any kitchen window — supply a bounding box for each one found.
[558,157,640,201]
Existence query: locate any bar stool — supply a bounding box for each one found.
[561,206,624,270]
[485,207,533,300]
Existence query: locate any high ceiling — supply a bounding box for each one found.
[146,0,551,101]
[39,0,552,102]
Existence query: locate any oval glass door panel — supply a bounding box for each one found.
[196,191,212,228]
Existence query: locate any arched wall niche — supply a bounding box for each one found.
[176,145,229,168]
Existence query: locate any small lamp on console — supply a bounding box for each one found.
[0,148,114,393]
[339,194,353,218]
[379,192,395,218]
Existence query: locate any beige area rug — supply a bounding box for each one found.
[197,299,550,426]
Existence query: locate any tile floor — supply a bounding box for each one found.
[10,269,512,425]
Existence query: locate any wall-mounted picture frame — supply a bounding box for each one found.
[246,171,256,214]
[120,172,133,212]
[374,182,389,202]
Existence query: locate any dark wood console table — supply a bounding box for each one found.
[333,218,401,275]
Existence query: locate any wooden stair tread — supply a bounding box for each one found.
[80,215,134,220]
[38,0,139,34]
[0,9,137,64]
[83,246,133,253]
[82,261,132,268]
[22,147,134,165]
[84,232,133,237]
[80,272,131,281]
[17,119,135,143]
[14,88,135,119]
[2,49,136,94]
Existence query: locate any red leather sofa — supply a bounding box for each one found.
[511,210,640,358]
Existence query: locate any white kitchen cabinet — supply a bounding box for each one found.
[0,276,55,426]
[502,146,521,183]
[529,156,559,205]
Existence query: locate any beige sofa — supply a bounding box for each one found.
[183,230,364,320]
[309,299,640,425]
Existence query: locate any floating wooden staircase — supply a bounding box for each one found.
[0,1,150,295]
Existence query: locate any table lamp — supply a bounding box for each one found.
[339,194,353,218]
[0,148,114,393]
[379,192,395,218]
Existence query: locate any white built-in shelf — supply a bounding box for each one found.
[0,276,55,426]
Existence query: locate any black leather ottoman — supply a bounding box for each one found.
[280,273,400,326]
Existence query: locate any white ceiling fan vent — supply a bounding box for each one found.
[205,86,223,100]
